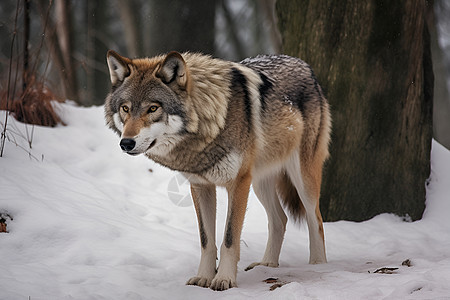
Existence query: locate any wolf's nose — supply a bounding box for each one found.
[120,138,136,152]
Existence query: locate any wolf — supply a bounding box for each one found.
[104,50,331,291]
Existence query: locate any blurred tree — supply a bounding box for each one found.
[277,0,433,221]
[220,0,246,59]
[22,0,30,93]
[35,0,79,102]
[146,0,217,56]
[259,0,282,55]
[117,0,144,58]
[1,0,281,106]
[430,0,450,150]
[85,0,109,105]
[54,0,78,101]
[215,0,280,61]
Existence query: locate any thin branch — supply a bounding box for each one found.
[31,0,53,78]
[1,0,21,157]
[23,0,30,93]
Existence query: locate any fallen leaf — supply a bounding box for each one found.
[374,267,399,274]
[402,259,412,267]
[270,283,284,291]
[263,278,278,284]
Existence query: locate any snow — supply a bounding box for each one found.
[1,103,450,300]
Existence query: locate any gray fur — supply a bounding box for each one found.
[104,51,331,291]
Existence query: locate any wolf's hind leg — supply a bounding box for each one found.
[245,176,287,271]
[186,184,217,288]
[285,152,327,264]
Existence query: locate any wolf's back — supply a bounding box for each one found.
[240,54,326,114]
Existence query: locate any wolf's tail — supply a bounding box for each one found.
[277,173,305,222]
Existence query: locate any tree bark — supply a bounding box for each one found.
[277,0,433,221]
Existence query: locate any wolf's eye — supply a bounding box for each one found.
[148,105,159,113]
[121,105,129,113]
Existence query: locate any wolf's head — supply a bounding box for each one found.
[104,50,195,156]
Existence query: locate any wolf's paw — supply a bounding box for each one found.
[209,275,237,291]
[245,261,278,271]
[186,276,213,288]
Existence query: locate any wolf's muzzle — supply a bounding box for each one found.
[119,138,136,152]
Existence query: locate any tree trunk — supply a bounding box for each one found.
[277,0,433,221]
[54,0,78,101]
[117,0,144,58]
[86,0,109,105]
[147,0,217,56]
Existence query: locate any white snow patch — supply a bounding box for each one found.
[1,104,450,299]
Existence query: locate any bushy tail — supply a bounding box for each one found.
[277,173,305,222]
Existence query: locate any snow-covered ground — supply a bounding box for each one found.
[1,103,449,300]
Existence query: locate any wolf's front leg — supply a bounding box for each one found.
[187,184,217,288]
[210,172,252,291]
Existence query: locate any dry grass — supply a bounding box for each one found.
[1,76,64,127]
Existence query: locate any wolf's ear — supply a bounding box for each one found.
[156,52,188,89]
[107,50,131,86]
